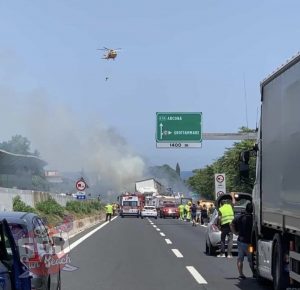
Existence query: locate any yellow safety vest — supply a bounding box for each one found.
[219,204,234,225]
[105,204,113,214]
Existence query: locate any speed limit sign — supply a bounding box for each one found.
[76,180,86,191]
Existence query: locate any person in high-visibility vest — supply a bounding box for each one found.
[178,204,185,220]
[185,202,191,221]
[217,200,234,258]
[105,203,113,221]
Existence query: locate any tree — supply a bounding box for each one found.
[187,127,257,198]
[187,165,215,200]
[0,135,39,156]
[175,162,181,176]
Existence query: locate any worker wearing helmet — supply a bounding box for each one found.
[185,202,191,221]
[178,204,185,220]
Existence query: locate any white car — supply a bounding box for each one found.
[140,206,158,219]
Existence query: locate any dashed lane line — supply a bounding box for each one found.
[186,266,208,285]
[165,239,172,244]
[156,228,160,231]
[172,249,183,258]
[153,225,157,228]
[160,233,166,237]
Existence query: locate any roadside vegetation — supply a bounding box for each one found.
[12,195,104,226]
[187,127,257,200]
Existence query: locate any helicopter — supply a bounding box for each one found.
[97,47,121,60]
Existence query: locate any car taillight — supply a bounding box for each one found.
[211,224,220,232]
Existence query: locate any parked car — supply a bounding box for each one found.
[0,211,65,290]
[0,218,32,290]
[160,203,179,219]
[140,206,158,219]
[205,193,252,256]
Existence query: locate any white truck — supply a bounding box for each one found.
[241,53,300,289]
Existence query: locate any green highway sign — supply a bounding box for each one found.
[156,112,202,148]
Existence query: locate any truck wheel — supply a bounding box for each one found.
[272,234,289,290]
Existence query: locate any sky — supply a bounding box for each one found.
[1,0,300,174]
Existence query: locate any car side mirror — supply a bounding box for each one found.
[52,236,65,247]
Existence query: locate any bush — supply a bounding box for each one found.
[66,200,101,214]
[36,197,64,217]
[13,196,36,213]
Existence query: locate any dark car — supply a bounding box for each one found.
[0,211,65,290]
[160,203,179,219]
[0,218,32,290]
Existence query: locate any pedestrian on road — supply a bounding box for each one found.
[201,204,208,225]
[196,201,201,224]
[105,203,113,221]
[190,203,197,226]
[178,204,185,220]
[208,204,215,219]
[230,202,254,279]
[217,199,234,258]
[185,202,191,221]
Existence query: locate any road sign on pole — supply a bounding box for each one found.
[156,112,202,148]
[214,173,226,200]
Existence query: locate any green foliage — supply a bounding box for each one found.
[66,200,102,214]
[187,128,257,198]
[13,196,36,213]
[32,175,50,191]
[0,135,39,156]
[36,197,64,217]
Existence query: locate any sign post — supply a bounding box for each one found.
[156,112,202,148]
[214,173,226,200]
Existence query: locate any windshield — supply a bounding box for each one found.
[123,201,138,207]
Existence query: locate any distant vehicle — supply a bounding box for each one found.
[0,211,65,290]
[160,203,179,219]
[0,218,31,290]
[118,194,141,218]
[97,47,121,60]
[205,193,252,256]
[140,206,158,219]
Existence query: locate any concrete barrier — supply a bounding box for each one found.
[0,187,73,211]
[54,213,106,239]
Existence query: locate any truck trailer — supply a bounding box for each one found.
[241,53,300,289]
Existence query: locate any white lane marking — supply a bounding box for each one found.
[69,216,117,250]
[186,266,208,284]
[153,225,157,228]
[200,224,207,228]
[172,249,183,258]
[156,228,160,231]
[160,232,166,237]
[165,239,172,244]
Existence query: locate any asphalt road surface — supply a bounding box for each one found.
[62,217,273,290]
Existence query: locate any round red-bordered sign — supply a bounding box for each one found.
[216,175,225,183]
[217,191,225,197]
[76,180,86,191]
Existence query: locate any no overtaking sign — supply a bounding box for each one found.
[214,174,226,200]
